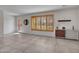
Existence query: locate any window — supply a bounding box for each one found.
[31,15,54,32]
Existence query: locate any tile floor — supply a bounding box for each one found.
[0,33,79,53]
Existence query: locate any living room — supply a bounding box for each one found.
[0,5,79,53]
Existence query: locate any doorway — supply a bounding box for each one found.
[17,17,22,33]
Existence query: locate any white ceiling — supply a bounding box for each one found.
[0,5,78,15]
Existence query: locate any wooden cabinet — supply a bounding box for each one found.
[55,30,65,38]
[55,30,79,40]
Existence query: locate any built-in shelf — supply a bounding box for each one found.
[58,20,71,22]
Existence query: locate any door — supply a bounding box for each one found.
[17,17,22,32]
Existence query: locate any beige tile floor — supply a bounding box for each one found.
[0,33,79,53]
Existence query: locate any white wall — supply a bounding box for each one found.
[76,8,79,31]
[16,7,79,37]
[3,11,16,34]
[54,8,78,30]
[14,16,18,32]
[0,10,17,35]
[0,10,3,35]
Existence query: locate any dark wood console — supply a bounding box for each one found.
[55,30,65,38]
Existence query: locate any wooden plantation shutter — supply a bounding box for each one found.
[31,15,54,32]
